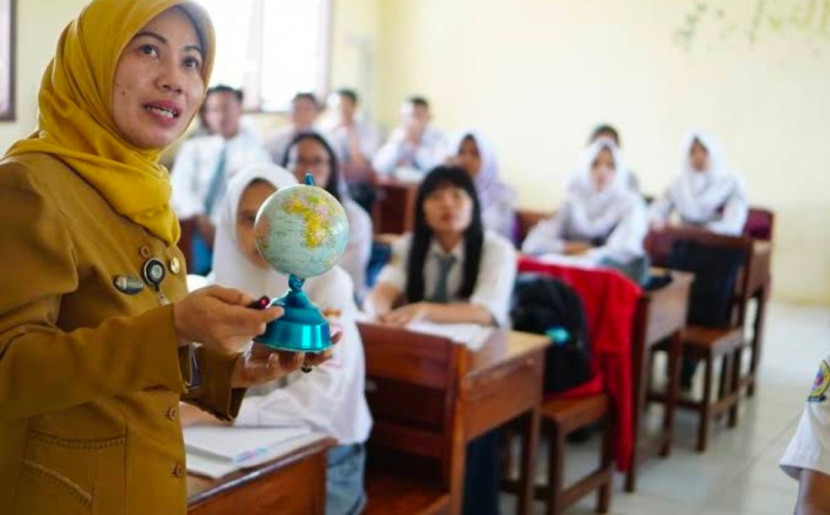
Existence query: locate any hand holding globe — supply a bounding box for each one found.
[251,174,350,353]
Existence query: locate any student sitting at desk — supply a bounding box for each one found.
[282,131,373,300]
[522,140,648,266]
[649,130,748,236]
[181,164,372,515]
[372,96,450,179]
[366,165,516,515]
[447,129,517,240]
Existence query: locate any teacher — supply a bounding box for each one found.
[0,1,324,513]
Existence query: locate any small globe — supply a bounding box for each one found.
[254,184,349,279]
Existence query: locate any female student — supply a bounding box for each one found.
[448,129,517,240]
[522,140,648,265]
[182,164,372,515]
[282,132,373,298]
[366,166,516,515]
[0,2,323,512]
[649,130,748,236]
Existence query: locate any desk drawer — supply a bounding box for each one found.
[463,352,543,440]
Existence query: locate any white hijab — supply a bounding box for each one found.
[669,130,744,223]
[565,140,637,238]
[210,163,300,297]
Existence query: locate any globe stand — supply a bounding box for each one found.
[253,275,332,352]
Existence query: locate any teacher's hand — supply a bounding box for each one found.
[230,328,342,388]
[173,286,284,354]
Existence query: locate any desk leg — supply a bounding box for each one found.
[747,279,770,398]
[661,331,681,457]
[517,407,541,515]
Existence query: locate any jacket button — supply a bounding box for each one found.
[166,406,178,421]
[173,463,185,478]
[139,246,152,258]
[169,257,181,275]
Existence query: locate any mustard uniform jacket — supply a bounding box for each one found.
[0,153,245,514]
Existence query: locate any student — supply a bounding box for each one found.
[522,140,648,265]
[266,92,321,164]
[448,129,517,240]
[171,84,271,274]
[588,123,641,193]
[322,88,381,212]
[180,163,372,515]
[781,355,830,514]
[372,96,449,178]
[366,165,515,515]
[649,130,748,236]
[282,132,373,298]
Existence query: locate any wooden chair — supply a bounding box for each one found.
[359,323,467,515]
[743,206,775,242]
[539,395,615,515]
[513,208,552,247]
[178,217,196,270]
[645,228,755,453]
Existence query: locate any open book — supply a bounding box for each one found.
[406,322,494,351]
[184,426,320,479]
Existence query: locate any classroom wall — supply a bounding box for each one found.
[374,0,830,306]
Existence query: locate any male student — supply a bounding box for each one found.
[372,96,449,177]
[171,85,270,274]
[781,355,830,514]
[265,92,321,164]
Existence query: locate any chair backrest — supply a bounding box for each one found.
[743,206,775,242]
[358,322,467,488]
[645,227,755,326]
[513,208,553,246]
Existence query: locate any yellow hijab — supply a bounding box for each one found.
[5,0,214,245]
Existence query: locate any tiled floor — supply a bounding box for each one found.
[500,302,830,515]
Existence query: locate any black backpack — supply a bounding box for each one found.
[510,274,592,394]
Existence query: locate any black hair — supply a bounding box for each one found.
[336,88,358,105]
[292,92,320,108]
[589,124,621,147]
[405,166,484,303]
[206,84,243,103]
[405,96,430,110]
[281,131,341,202]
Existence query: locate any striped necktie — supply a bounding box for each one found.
[429,254,457,303]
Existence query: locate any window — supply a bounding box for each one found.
[195,0,332,112]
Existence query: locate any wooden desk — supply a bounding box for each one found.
[463,331,549,515]
[626,270,692,492]
[372,176,418,235]
[187,436,334,515]
[742,241,773,396]
[361,325,549,515]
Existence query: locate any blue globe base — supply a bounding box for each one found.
[253,275,332,353]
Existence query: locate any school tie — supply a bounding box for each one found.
[429,254,457,303]
[203,143,228,217]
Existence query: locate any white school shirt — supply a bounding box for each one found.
[341,199,373,297]
[372,126,450,176]
[781,356,830,479]
[323,120,381,165]
[376,231,517,327]
[231,267,373,445]
[522,194,648,264]
[171,129,271,221]
[263,126,298,165]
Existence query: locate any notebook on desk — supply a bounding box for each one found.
[184,426,319,479]
[406,321,493,351]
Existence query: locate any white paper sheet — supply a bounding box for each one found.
[406,322,493,351]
